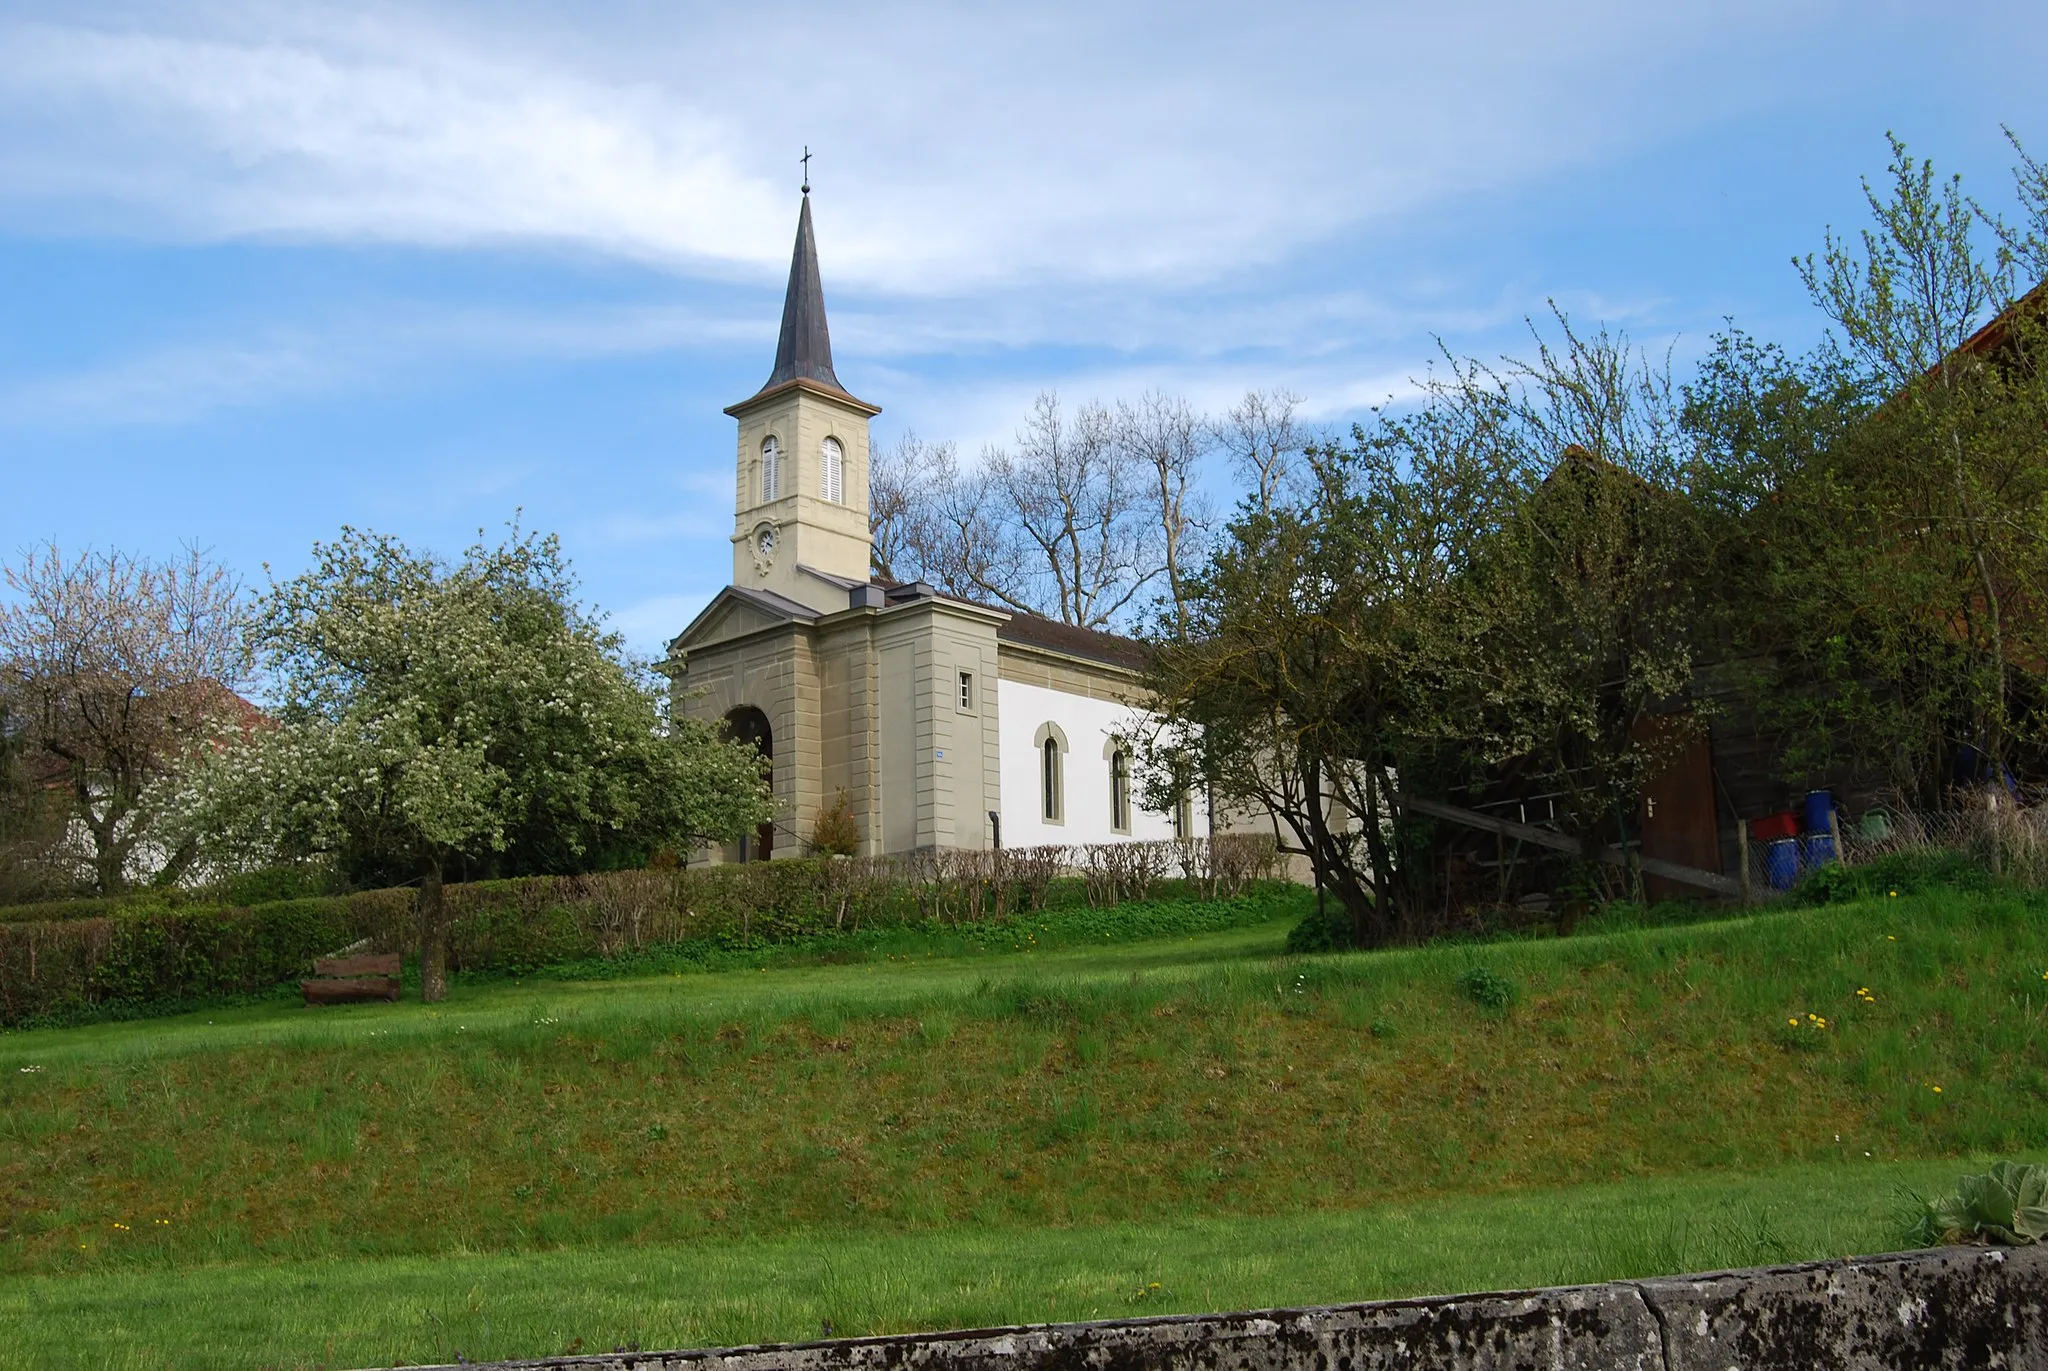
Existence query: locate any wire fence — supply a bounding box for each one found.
[1734,795,2037,902]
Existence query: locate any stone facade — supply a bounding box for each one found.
[668,585,1012,858]
[726,377,879,615]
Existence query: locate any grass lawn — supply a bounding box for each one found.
[2,887,2044,1369]
[5,1156,2037,1371]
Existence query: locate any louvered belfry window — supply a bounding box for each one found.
[761,436,781,502]
[821,436,844,504]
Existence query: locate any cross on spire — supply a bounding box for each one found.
[800,146,811,195]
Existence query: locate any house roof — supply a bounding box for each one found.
[1946,274,2048,368]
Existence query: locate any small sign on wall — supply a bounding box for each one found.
[935,749,946,760]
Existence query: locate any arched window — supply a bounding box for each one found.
[1041,736,1063,822]
[760,436,781,502]
[820,436,844,504]
[1110,748,1131,833]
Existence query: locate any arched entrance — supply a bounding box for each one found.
[724,706,775,861]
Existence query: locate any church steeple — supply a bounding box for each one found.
[723,185,880,612]
[759,192,843,396]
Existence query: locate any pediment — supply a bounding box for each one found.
[669,586,813,654]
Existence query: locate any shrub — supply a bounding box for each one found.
[1906,1162,2048,1247]
[0,837,1286,1027]
[809,791,861,858]
[1285,895,1353,953]
[1794,848,1996,905]
[218,864,339,906]
[0,888,413,1028]
[1459,965,1517,1011]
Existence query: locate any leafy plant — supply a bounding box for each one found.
[1459,965,1517,1010]
[1906,1162,2048,1247]
[1285,895,1354,953]
[809,790,862,858]
[1794,849,1994,905]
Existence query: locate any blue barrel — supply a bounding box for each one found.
[1803,789,1834,834]
[1801,833,1836,868]
[1765,838,1801,890]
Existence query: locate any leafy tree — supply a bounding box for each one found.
[1442,316,1706,872]
[1796,135,2042,783]
[1687,135,2048,803]
[1141,388,1525,944]
[1145,308,1706,935]
[175,525,773,1001]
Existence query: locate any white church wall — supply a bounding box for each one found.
[995,678,1207,849]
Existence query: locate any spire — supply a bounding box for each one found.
[759,192,842,394]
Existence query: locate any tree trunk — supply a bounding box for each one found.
[418,857,448,1004]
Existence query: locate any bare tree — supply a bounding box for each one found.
[1116,391,1214,628]
[0,699,68,902]
[869,431,938,584]
[989,391,1162,629]
[1217,389,1309,517]
[0,544,253,893]
[879,388,1273,633]
[870,432,1035,606]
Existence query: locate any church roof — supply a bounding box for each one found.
[768,194,837,391]
[996,612,1150,672]
[670,578,1149,677]
[727,193,877,416]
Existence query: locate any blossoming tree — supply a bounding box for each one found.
[176,524,773,1001]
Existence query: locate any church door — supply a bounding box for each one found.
[725,706,775,861]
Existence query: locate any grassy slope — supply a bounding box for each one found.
[2,888,2045,1368]
[3,1158,2030,1371]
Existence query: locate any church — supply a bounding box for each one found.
[663,191,1210,859]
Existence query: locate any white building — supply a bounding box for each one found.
[663,191,1209,858]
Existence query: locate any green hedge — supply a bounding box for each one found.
[0,866,337,927]
[0,839,1281,1028]
[0,889,414,1028]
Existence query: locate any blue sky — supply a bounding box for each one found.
[3,1,2045,656]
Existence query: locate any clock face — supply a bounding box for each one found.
[754,525,777,559]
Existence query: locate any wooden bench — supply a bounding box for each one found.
[301,953,402,1005]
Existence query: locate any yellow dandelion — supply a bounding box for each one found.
[1789,1017,1799,1026]
[1932,1085,1943,1094]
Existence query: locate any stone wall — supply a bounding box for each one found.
[392,1244,2047,1371]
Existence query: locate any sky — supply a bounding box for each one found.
[3,0,2046,657]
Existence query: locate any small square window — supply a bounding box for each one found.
[958,671,974,711]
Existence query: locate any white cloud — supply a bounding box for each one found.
[0,299,766,426]
[0,1,1854,294]
[870,359,1426,459]
[0,334,345,425]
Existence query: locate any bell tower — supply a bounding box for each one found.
[725,189,880,613]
